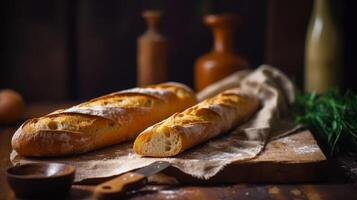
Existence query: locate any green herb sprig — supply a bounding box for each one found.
[294,90,357,155]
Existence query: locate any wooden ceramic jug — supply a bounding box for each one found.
[194,14,248,91]
[137,10,167,86]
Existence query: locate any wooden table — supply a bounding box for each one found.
[1,103,357,200]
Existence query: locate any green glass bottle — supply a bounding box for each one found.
[305,0,343,93]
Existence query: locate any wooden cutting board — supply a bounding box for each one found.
[68,130,329,199]
[162,130,328,183]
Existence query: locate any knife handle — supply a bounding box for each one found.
[94,172,147,199]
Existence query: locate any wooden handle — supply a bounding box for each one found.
[94,172,147,199]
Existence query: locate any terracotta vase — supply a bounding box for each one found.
[194,14,248,91]
[137,10,167,86]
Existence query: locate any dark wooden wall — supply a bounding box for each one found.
[1,0,70,101]
[1,0,356,102]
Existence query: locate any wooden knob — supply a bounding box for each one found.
[204,14,240,28]
[143,10,162,30]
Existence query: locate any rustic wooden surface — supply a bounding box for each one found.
[1,103,357,200]
[162,130,328,184]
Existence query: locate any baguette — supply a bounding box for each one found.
[12,82,197,157]
[133,88,259,157]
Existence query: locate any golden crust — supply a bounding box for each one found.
[133,89,259,157]
[12,82,197,157]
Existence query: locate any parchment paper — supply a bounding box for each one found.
[11,65,297,182]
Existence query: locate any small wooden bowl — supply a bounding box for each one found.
[6,162,75,198]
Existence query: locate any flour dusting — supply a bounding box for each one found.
[294,145,319,154]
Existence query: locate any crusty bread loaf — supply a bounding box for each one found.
[133,88,259,157]
[12,82,197,157]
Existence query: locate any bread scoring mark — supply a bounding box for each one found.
[80,93,164,108]
[199,104,236,130]
[159,82,195,93]
[119,88,172,101]
[62,106,150,123]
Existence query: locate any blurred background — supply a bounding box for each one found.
[0,0,356,102]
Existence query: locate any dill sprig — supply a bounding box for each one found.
[293,90,357,155]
